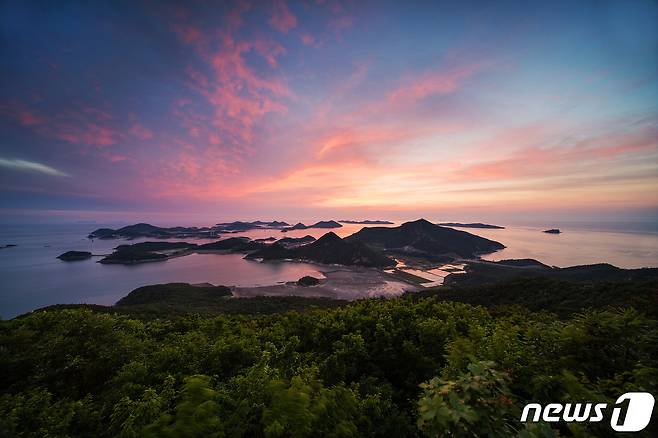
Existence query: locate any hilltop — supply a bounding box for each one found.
[346,219,505,260]
[445,259,658,287]
[248,232,395,267]
[281,220,343,232]
[196,237,265,252]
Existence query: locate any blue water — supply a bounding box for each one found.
[0,224,323,319]
[1,221,657,319]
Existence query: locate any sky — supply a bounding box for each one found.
[1,0,657,225]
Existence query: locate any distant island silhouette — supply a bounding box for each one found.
[438,222,505,229]
[82,219,506,266]
[280,220,343,232]
[88,220,292,240]
[339,220,394,224]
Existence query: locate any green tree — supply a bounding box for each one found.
[418,361,557,437]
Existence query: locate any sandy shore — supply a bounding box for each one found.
[233,265,419,301]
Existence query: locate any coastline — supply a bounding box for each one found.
[233,265,419,301]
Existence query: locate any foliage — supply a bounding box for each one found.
[417,361,557,437]
[416,277,658,318]
[1,282,657,437]
[34,295,347,319]
[418,361,516,436]
[116,283,232,307]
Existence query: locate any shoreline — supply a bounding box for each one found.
[232,265,419,301]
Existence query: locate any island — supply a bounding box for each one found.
[437,222,505,229]
[116,282,232,307]
[85,219,508,266]
[250,220,290,227]
[99,242,197,264]
[345,219,505,260]
[339,220,394,225]
[281,222,308,231]
[543,228,561,234]
[277,235,316,247]
[297,276,321,286]
[443,259,658,287]
[0,244,17,249]
[89,220,291,240]
[248,232,396,267]
[89,223,221,240]
[281,220,343,232]
[215,220,290,231]
[95,237,272,264]
[57,251,92,261]
[492,258,550,268]
[196,237,265,252]
[73,282,346,316]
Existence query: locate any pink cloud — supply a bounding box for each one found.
[173,5,293,166]
[300,32,316,46]
[130,123,154,141]
[316,126,415,157]
[51,123,117,147]
[454,124,658,181]
[388,64,484,106]
[0,101,43,127]
[173,24,201,44]
[79,104,113,121]
[252,39,287,67]
[269,0,298,34]
[106,154,129,162]
[1,100,124,148]
[18,109,43,126]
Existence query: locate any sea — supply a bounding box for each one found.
[1,220,657,319]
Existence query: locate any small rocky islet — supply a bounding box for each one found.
[57,251,92,261]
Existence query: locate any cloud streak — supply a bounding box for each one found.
[0,158,70,177]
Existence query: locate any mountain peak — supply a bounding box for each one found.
[316,231,341,243]
[400,218,435,228]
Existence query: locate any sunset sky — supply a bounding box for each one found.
[1,0,657,224]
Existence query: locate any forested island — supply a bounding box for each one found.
[346,219,505,260]
[280,220,343,232]
[57,250,92,261]
[76,219,508,265]
[247,232,396,267]
[438,222,505,229]
[339,220,394,224]
[88,221,292,240]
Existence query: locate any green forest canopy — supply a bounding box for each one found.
[1,278,657,437]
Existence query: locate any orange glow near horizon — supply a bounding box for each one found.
[1,1,657,222]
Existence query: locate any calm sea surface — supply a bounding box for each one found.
[1,221,657,319]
